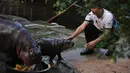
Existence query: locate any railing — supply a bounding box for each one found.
[0,2,54,21]
[0,0,48,4]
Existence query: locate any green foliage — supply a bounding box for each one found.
[54,0,130,61]
[53,0,73,14]
[119,16,130,42]
[54,0,130,40]
[54,0,129,21]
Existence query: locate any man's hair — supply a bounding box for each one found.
[89,4,102,8]
[87,0,103,8]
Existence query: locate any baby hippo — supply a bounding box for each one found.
[36,38,74,66]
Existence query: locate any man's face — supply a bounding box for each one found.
[91,7,100,15]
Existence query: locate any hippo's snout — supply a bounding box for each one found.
[19,47,42,66]
[70,42,74,47]
[28,48,41,60]
[65,40,74,47]
[61,40,74,51]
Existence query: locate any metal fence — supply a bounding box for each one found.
[0,0,54,21]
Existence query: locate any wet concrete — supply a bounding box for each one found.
[45,60,81,73]
[43,48,87,73]
[62,48,87,62]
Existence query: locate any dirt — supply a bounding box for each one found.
[62,48,130,73]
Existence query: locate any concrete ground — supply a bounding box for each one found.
[62,48,130,73]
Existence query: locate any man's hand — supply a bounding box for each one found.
[66,36,74,40]
[85,40,96,49]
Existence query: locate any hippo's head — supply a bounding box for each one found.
[17,45,42,66]
[16,30,42,66]
[60,39,74,51]
[0,19,42,66]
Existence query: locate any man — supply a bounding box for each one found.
[67,4,117,55]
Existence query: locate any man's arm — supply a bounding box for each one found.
[67,21,89,40]
[87,29,111,49]
[95,29,111,44]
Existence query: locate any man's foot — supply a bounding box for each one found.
[105,51,113,56]
[99,48,108,56]
[80,48,94,55]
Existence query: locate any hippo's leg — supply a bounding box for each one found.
[56,53,64,66]
[49,55,56,67]
[57,53,64,61]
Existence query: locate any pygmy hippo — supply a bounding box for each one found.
[36,38,74,66]
[0,19,42,66]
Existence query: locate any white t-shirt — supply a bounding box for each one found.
[85,9,114,31]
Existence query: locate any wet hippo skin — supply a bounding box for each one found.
[37,38,74,66]
[0,19,42,66]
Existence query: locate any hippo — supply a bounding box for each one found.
[36,38,74,66]
[0,19,42,66]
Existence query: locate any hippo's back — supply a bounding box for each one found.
[0,19,24,52]
[0,19,36,53]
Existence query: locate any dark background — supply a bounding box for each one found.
[0,0,84,29]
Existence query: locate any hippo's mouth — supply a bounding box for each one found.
[19,51,33,65]
[16,48,42,66]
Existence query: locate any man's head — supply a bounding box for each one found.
[91,7,103,16]
[88,2,103,17]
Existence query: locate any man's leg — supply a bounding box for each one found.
[80,22,102,55]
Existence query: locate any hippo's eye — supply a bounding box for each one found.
[28,49,34,55]
[22,47,30,52]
